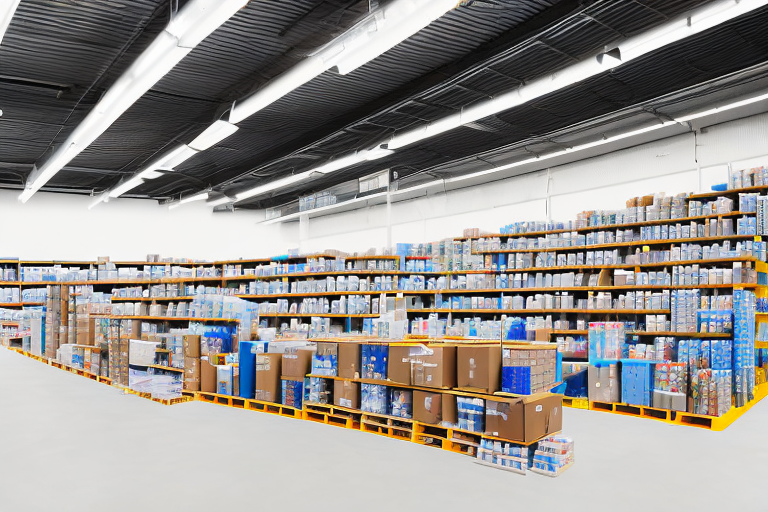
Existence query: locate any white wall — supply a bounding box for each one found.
[0,190,297,261]
[3,112,766,261]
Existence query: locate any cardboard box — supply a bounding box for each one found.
[338,343,361,379]
[457,346,501,393]
[442,393,457,425]
[387,346,413,385]
[183,335,200,358]
[534,329,552,342]
[412,346,456,388]
[485,394,562,443]
[413,391,440,424]
[333,380,359,409]
[201,357,217,393]
[255,354,282,403]
[282,347,314,379]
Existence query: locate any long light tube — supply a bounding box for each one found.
[385,0,767,151]
[228,0,457,124]
[207,195,234,207]
[19,0,249,203]
[674,91,768,122]
[189,120,239,151]
[88,191,111,210]
[108,177,145,198]
[234,148,390,202]
[235,173,311,202]
[0,0,20,46]
[169,191,209,209]
[445,121,677,185]
[324,0,458,75]
[101,145,199,201]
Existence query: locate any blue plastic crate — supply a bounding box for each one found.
[620,359,656,406]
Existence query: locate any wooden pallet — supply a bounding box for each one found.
[587,382,768,430]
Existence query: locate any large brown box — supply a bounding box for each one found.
[413,390,457,425]
[255,354,282,403]
[201,357,217,393]
[282,348,314,379]
[333,380,360,409]
[184,357,200,391]
[387,346,413,384]
[485,394,562,443]
[183,335,200,358]
[412,346,456,388]
[338,343,361,379]
[457,346,501,393]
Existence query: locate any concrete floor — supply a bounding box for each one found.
[1,347,766,512]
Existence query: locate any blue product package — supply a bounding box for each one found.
[361,384,389,414]
[502,366,532,394]
[281,380,303,408]
[238,341,258,399]
[458,397,485,432]
[361,344,388,380]
[564,369,588,398]
[390,389,413,418]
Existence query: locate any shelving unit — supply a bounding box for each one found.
[1,184,765,429]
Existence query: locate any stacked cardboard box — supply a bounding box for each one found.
[457,346,501,393]
[183,334,200,391]
[387,346,456,388]
[255,354,281,403]
[281,347,314,407]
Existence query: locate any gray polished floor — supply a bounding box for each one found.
[0,347,764,512]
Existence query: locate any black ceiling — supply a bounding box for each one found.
[1,0,766,209]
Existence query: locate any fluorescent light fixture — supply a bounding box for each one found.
[109,176,145,198]
[229,56,328,124]
[169,191,209,209]
[189,120,239,151]
[381,0,766,153]
[229,0,457,124]
[19,142,80,202]
[88,192,111,210]
[618,0,766,63]
[391,179,444,195]
[261,191,389,225]
[0,0,20,46]
[20,0,248,203]
[137,145,196,178]
[207,195,234,207]
[366,147,395,160]
[233,146,393,203]
[160,144,198,169]
[326,0,457,75]
[167,0,248,48]
[674,92,768,122]
[315,153,367,174]
[236,173,309,202]
[138,169,164,180]
[446,121,676,185]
